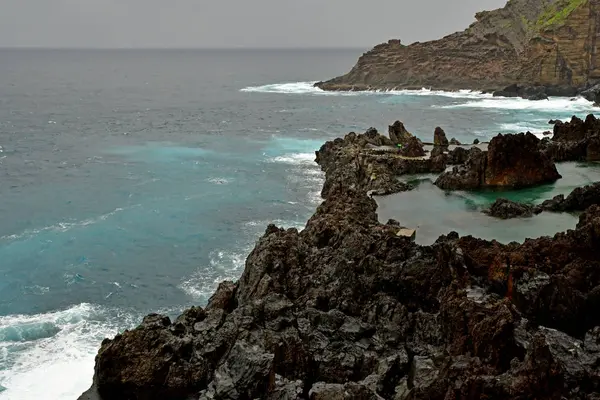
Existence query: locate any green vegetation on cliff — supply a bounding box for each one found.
[536,0,587,29]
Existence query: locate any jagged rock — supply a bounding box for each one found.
[553,114,600,142]
[363,128,393,147]
[316,126,444,198]
[534,182,600,214]
[80,125,600,400]
[447,146,470,165]
[388,121,416,147]
[433,127,449,148]
[93,314,211,400]
[399,136,425,158]
[309,382,382,400]
[527,92,548,101]
[435,147,487,190]
[436,132,561,190]
[580,83,600,103]
[449,138,461,145]
[484,198,534,219]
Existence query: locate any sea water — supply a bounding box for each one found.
[0,48,598,399]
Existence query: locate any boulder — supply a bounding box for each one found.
[484,198,534,219]
[527,92,548,101]
[399,136,425,158]
[436,132,561,190]
[580,83,600,103]
[473,138,480,145]
[449,138,462,145]
[447,146,470,165]
[433,127,449,148]
[388,120,416,147]
[485,132,561,187]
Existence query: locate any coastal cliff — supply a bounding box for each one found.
[317,0,600,94]
[79,120,600,400]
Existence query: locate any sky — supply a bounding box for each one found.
[0,0,507,48]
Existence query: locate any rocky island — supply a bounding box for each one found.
[79,115,600,400]
[316,0,600,101]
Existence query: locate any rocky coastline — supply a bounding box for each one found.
[315,0,600,102]
[80,115,600,400]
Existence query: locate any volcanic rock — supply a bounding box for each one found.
[484,198,534,219]
[80,124,600,400]
[315,0,600,95]
[433,127,449,148]
[388,121,416,147]
[436,132,561,190]
[540,114,600,161]
[399,136,425,158]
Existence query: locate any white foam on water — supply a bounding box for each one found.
[385,88,492,99]
[241,81,357,96]
[498,122,550,133]
[178,247,251,301]
[207,177,230,185]
[0,303,137,400]
[241,81,492,99]
[308,190,323,205]
[437,96,596,112]
[269,153,316,166]
[0,206,135,242]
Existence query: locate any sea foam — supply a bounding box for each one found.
[0,303,137,400]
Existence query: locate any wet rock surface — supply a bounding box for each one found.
[80,123,600,400]
[436,132,561,190]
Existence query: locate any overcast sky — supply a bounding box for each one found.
[0,0,507,48]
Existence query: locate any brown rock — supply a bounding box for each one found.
[388,120,415,146]
[316,0,600,93]
[433,127,449,148]
[400,136,425,158]
[436,132,561,190]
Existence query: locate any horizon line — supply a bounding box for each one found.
[0,45,370,51]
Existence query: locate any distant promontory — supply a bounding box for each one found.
[317,0,600,100]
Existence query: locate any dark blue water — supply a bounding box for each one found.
[0,49,598,399]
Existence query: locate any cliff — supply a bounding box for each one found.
[317,0,600,93]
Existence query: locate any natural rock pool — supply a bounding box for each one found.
[375,161,600,244]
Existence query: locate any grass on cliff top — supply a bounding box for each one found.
[535,0,587,29]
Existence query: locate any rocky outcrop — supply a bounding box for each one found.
[483,182,600,219]
[484,198,535,218]
[433,127,449,148]
[536,181,600,213]
[399,136,425,158]
[388,121,417,147]
[316,0,600,95]
[540,114,600,162]
[316,125,445,197]
[80,124,600,400]
[436,132,561,190]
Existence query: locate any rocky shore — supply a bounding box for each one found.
[80,116,600,400]
[316,0,600,101]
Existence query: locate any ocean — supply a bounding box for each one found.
[0,48,598,399]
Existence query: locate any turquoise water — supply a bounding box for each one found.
[377,162,600,244]
[0,49,598,399]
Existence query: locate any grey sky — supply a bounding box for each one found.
[0,0,507,48]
